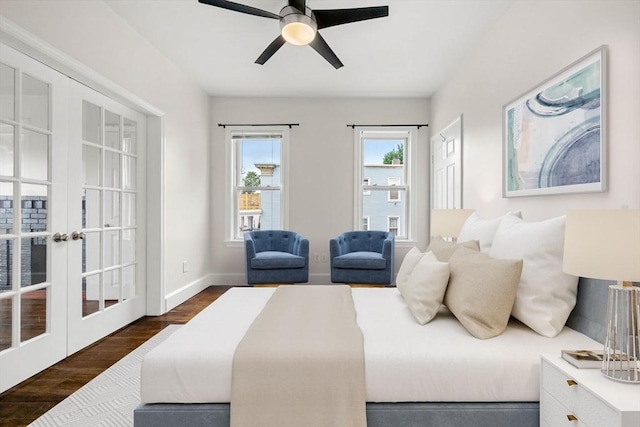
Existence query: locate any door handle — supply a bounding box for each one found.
[71,231,86,241]
[53,232,69,242]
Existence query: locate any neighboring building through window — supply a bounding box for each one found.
[227,128,289,242]
[355,129,415,240]
[362,216,370,231]
[363,177,371,195]
[388,216,399,235]
[387,176,401,202]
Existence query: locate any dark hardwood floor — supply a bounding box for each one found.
[0,286,231,427]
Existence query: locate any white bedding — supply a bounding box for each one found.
[140,287,601,404]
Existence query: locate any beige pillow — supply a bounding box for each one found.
[444,246,523,339]
[426,236,480,262]
[403,251,450,325]
[395,246,425,295]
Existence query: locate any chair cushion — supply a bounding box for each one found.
[333,251,387,270]
[251,251,306,269]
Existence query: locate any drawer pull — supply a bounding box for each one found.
[567,414,578,421]
[566,379,578,386]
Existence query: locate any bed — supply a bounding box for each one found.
[135,213,610,427]
[134,279,605,427]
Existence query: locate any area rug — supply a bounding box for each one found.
[29,325,181,427]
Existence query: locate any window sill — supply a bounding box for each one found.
[224,239,244,248]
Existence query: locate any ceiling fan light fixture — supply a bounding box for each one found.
[280,6,317,46]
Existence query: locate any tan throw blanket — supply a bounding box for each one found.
[231,285,366,427]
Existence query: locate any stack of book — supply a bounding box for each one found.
[561,350,604,369]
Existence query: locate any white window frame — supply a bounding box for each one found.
[354,128,416,241]
[225,126,289,244]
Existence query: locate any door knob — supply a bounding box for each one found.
[71,231,86,241]
[53,232,69,242]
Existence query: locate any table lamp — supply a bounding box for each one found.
[430,209,474,242]
[563,209,640,383]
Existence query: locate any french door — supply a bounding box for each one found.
[66,82,146,353]
[0,43,146,391]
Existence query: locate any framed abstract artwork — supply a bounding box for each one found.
[503,46,607,197]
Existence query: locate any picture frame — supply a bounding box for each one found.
[503,46,607,198]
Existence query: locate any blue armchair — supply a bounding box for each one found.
[244,230,309,285]
[330,231,395,285]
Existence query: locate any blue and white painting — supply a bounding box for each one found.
[504,47,606,197]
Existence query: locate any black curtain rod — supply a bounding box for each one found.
[218,123,299,129]
[347,124,429,129]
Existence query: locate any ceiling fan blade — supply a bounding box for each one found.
[198,0,280,20]
[314,6,389,29]
[255,35,287,65]
[309,33,344,69]
[288,0,306,13]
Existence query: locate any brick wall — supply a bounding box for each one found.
[0,196,48,291]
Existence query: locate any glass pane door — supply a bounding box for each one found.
[67,85,146,354]
[0,44,68,393]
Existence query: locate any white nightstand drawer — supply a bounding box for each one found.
[541,389,587,427]
[573,392,620,427]
[542,360,580,407]
[541,355,639,427]
[542,360,619,427]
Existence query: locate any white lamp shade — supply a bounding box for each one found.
[563,209,640,282]
[430,209,475,239]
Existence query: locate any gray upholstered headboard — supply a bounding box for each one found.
[565,277,611,344]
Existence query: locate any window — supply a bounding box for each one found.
[362,216,370,231]
[387,177,401,202]
[226,127,289,242]
[363,177,371,195]
[355,129,416,240]
[388,216,399,235]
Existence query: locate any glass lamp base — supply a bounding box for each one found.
[602,284,640,384]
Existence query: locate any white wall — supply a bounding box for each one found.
[210,97,430,284]
[430,0,640,219]
[0,0,211,296]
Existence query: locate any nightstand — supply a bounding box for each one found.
[541,354,640,427]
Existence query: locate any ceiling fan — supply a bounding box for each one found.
[198,0,389,69]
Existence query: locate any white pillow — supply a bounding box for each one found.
[395,246,425,295]
[403,251,450,325]
[489,215,578,337]
[458,211,522,253]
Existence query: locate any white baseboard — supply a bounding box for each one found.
[165,274,213,312]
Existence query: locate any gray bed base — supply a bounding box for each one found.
[134,402,540,427]
[134,278,611,427]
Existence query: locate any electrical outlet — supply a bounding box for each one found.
[321,253,328,263]
[182,261,188,273]
[313,253,320,263]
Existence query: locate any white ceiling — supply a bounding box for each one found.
[104,0,515,98]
